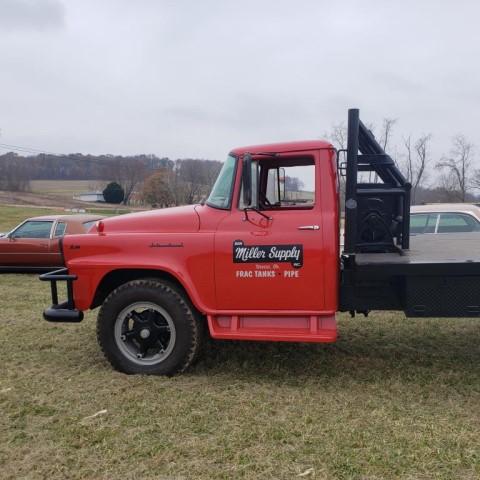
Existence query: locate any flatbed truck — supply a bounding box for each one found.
[40,109,480,375]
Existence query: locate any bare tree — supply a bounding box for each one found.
[0,153,31,191]
[324,123,348,210]
[378,118,397,152]
[325,122,348,149]
[112,158,147,205]
[174,159,222,205]
[402,134,431,204]
[436,135,474,202]
[469,161,480,195]
[284,176,305,192]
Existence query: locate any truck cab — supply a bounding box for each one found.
[205,140,339,313]
[40,109,480,376]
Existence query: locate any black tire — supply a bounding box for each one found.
[144,278,207,366]
[96,279,202,375]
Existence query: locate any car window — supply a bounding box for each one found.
[410,214,428,233]
[425,214,438,233]
[410,213,439,234]
[12,221,53,239]
[437,213,480,233]
[83,220,98,231]
[54,222,66,237]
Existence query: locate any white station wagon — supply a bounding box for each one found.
[410,203,480,235]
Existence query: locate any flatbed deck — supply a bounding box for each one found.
[342,233,480,316]
[354,233,480,275]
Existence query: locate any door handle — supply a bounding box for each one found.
[297,225,320,230]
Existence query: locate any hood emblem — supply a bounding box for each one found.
[149,242,184,248]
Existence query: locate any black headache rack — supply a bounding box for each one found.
[339,110,480,318]
[39,268,84,323]
[343,108,411,254]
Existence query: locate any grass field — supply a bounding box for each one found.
[0,273,479,479]
[0,206,66,232]
[0,180,140,212]
[30,180,105,198]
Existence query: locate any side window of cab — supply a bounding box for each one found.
[264,164,315,208]
[237,155,316,210]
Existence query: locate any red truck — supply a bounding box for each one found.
[40,109,480,375]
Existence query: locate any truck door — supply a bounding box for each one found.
[214,154,325,311]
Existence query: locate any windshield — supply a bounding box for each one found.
[206,154,237,209]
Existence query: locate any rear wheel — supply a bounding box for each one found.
[97,279,202,375]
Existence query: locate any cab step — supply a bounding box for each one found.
[207,314,337,343]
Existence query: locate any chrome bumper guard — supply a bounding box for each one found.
[39,267,84,323]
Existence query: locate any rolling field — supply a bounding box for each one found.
[0,205,66,232]
[0,272,479,479]
[0,180,139,212]
[30,180,104,198]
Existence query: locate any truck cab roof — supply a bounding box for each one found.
[230,140,333,156]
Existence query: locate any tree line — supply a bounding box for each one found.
[1,118,479,206]
[0,152,222,205]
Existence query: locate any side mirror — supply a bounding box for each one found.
[242,153,252,206]
[337,150,347,177]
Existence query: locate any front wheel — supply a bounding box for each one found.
[97,279,203,375]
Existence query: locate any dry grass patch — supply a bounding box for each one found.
[30,180,104,197]
[0,274,479,479]
[0,205,65,232]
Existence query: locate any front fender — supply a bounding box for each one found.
[63,232,215,313]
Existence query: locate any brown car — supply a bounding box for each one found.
[0,214,102,272]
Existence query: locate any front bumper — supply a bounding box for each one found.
[39,267,84,323]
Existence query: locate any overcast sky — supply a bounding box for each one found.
[1,0,480,166]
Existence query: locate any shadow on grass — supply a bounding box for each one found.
[190,318,480,384]
[44,314,480,386]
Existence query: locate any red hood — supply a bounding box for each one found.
[95,205,200,233]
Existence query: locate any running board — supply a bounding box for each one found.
[207,314,337,343]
